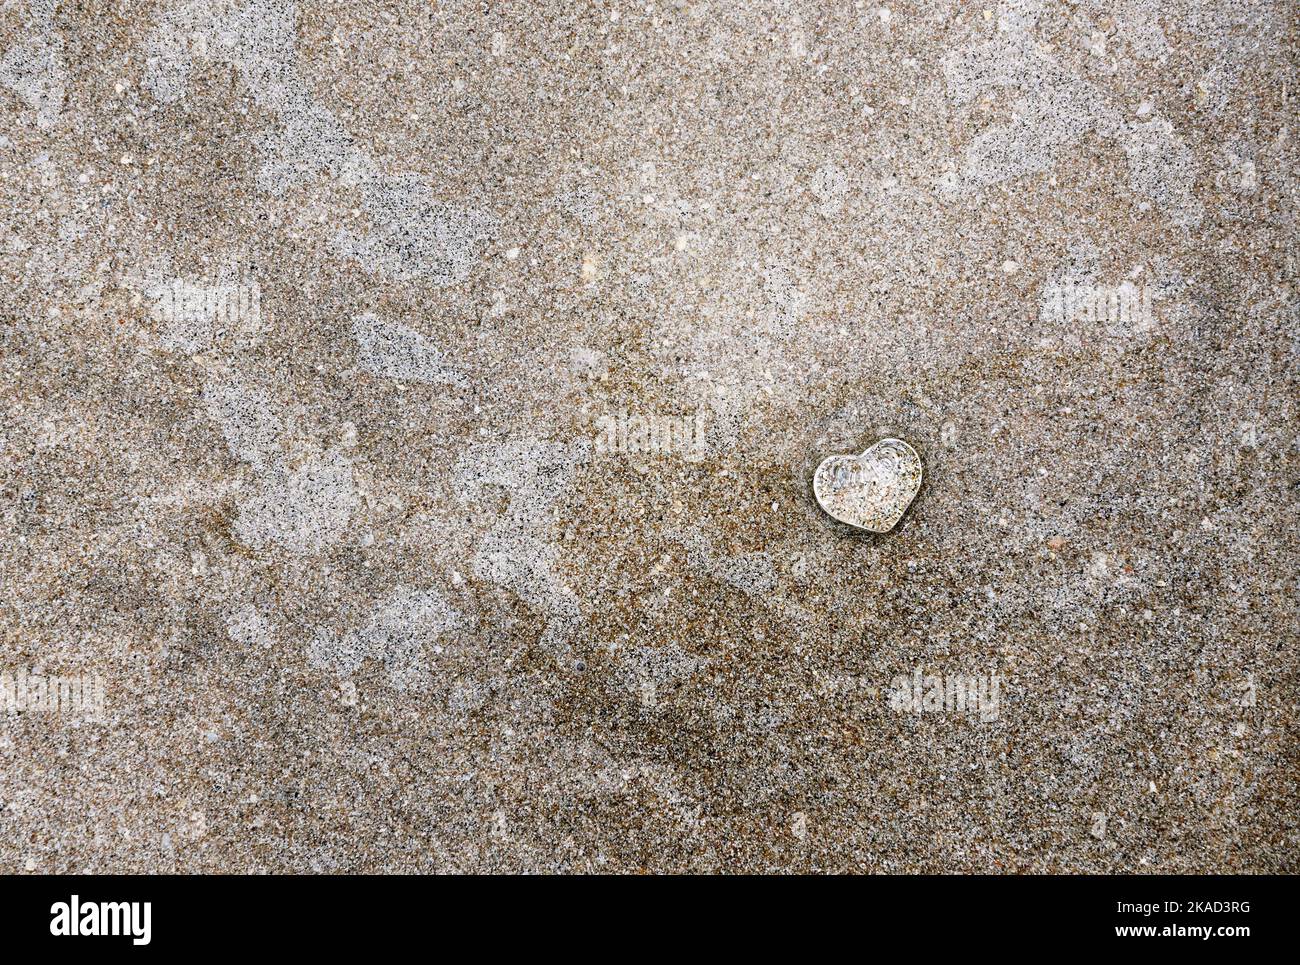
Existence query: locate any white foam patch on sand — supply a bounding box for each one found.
[201,376,360,555]
[226,604,274,648]
[234,450,360,555]
[333,177,495,286]
[809,164,848,217]
[202,376,283,474]
[307,585,462,691]
[455,441,588,660]
[200,379,282,478]
[351,312,465,386]
[142,0,494,285]
[0,1,65,130]
[1118,119,1202,223]
[1173,0,1285,116]
[761,265,810,328]
[941,16,1203,225]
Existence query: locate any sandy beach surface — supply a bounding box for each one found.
[0,0,1295,873]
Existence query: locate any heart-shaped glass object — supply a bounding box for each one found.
[813,438,922,533]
